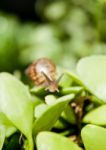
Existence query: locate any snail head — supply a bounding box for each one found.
[42,72,63,92]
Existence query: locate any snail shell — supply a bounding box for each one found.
[26,58,58,92]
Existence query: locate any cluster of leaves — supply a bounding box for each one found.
[1,1,106,149]
[0,55,106,150]
[0,0,106,72]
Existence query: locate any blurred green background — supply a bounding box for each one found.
[0,0,106,74]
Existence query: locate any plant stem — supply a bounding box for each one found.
[25,135,34,150]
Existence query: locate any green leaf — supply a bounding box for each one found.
[0,125,5,150]
[0,73,34,150]
[77,55,106,103]
[33,94,75,136]
[81,124,106,150]
[30,86,44,94]
[62,104,76,124]
[36,131,82,150]
[34,104,48,118]
[83,105,106,125]
[31,95,43,107]
[58,73,72,88]
[45,95,57,105]
[54,118,69,129]
[65,70,83,85]
[61,86,83,95]
[0,112,17,137]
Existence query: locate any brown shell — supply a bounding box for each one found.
[26,58,56,86]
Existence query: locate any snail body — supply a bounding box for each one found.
[26,58,59,92]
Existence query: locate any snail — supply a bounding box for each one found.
[26,58,62,92]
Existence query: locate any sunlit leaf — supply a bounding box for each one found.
[81,124,106,150]
[0,125,5,150]
[77,55,106,103]
[0,73,34,150]
[0,112,16,137]
[83,105,106,125]
[36,131,82,150]
[65,70,83,85]
[61,86,83,94]
[33,94,75,136]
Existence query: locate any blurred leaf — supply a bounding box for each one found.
[30,86,44,94]
[62,104,76,124]
[33,94,75,136]
[45,95,57,105]
[0,125,5,150]
[0,13,19,71]
[59,74,72,88]
[0,73,34,150]
[83,105,106,125]
[19,25,62,65]
[77,55,106,103]
[44,1,67,21]
[61,86,83,94]
[65,70,83,85]
[0,113,16,137]
[34,104,48,118]
[81,124,106,150]
[54,117,69,129]
[36,131,82,150]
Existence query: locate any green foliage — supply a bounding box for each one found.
[36,131,82,150]
[83,105,106,125]
[0,73,34,150]
[1,0,106,149]
[0,113,17,138]
[1,0,106,71]
[77,55,106,103]
[0,13,19,71]
[0,56,106,149]
[0,125,5,150]
[81,125,106,150]
[33,94,74,136]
